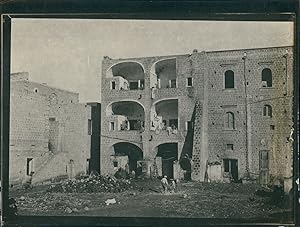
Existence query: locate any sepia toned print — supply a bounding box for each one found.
[8,19,295,221]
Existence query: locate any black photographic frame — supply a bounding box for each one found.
[1,0,299,226]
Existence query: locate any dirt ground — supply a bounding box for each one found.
[9,179,293,222]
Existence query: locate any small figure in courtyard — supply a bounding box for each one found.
[169,179,176,193]
[22,172,34,190]
[166,126,172,135]
[130,170,136,179]
[161,175,169,193]
[171,124,178,134]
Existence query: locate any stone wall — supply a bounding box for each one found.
[100,46,294,184]
[9,74,93,184]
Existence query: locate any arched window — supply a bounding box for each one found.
[263,105,272,117]
[225,70,234,89]
[224,112,235,129]
[261,68,272,87]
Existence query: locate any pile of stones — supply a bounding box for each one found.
[47,175,134,193]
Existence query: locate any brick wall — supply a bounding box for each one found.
[100,46,294,184]
[9,74,93,184]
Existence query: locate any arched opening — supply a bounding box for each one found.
[263,105,272,117]
[224,111,235,129]
[150,99,178,132]
[156,143,178,179]
[261,68,272,88]
[107,62,145,90]
[150,58,176,89]
[106,101,145,131]
[224,70,234,89]
[112,142,143,174]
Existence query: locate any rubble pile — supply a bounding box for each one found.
[47,175,134,193]
[16,193,91,213]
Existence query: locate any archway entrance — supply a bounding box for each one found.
[156,143,178,179]
[113,142,143,173]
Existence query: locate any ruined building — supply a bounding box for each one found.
[101,46,294,188]
[9,72,100,184]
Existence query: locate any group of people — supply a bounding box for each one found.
[160,175,179,193]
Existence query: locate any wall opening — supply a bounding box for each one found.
[156,143,178,179]
[261,68,272,87]
[26,158,34,176]
[150,58,177,89]
[151,99,178,131]
[107,62,145,90]
[263,105,272,117]
[223,159,238,182]
[224,70,234,89]
[107,101,145,131]
[113,142,143,174]
[224,112,235,129]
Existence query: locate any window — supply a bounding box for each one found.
[26,158,34,176]
[129,81,139,90]
[263,105,272,117]
[270,125,275,130]
[262,68,272,87]
[111,81,116,90]
[187,77,193,87]
[113,161,118,168]
[169,79,177,88]
[224,159,230,172]
[224,112,235,129]
[34,88,38,93]
[49,117,56,121]
[225,70,234,89]
[129,120,140,130]
[169,119,178,128]
[110,122,115,131]
[185,121,193,131]
[88,119,92,135]
[226,144,233,150]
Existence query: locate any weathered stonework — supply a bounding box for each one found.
[100,46,294,186]
[10,73,100,184]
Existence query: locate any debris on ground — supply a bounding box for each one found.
[47,175,133,193]
[105,198,117,205]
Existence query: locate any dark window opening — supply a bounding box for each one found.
[169,79,177,88]
[129,120,141,130]
[186,121,193,131]
[26,158,34,176]
[262,68,272,87]
[226,144,233,150]
[110,122,115,131]
[111,81,116,90]
[224,112,235,129]
[49,117,56,121]
[223,159,239,182]
[129,81,139,90]
[169,119,178,128]
[88,119,92,135]
[270,125,275,130]
[113,161,118,168]
[225,70,234,89]
[224,159,229,172]
[187,77,193,87]
[263,105,272,117]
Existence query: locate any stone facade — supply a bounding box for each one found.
[9,72,100,184]
[100,46,294,186]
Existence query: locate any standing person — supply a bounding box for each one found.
[161,175,168,193]
[169,179,176,193]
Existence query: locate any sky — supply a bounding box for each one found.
[11,19,294,103]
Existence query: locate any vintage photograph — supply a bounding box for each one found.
[8,18,295,221]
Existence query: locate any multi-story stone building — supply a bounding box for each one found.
[100,46,294,189]
[9,72,101,184]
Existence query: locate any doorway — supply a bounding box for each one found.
[259,150,269,185]
[223,159,239,182]
[156,143,178,179]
